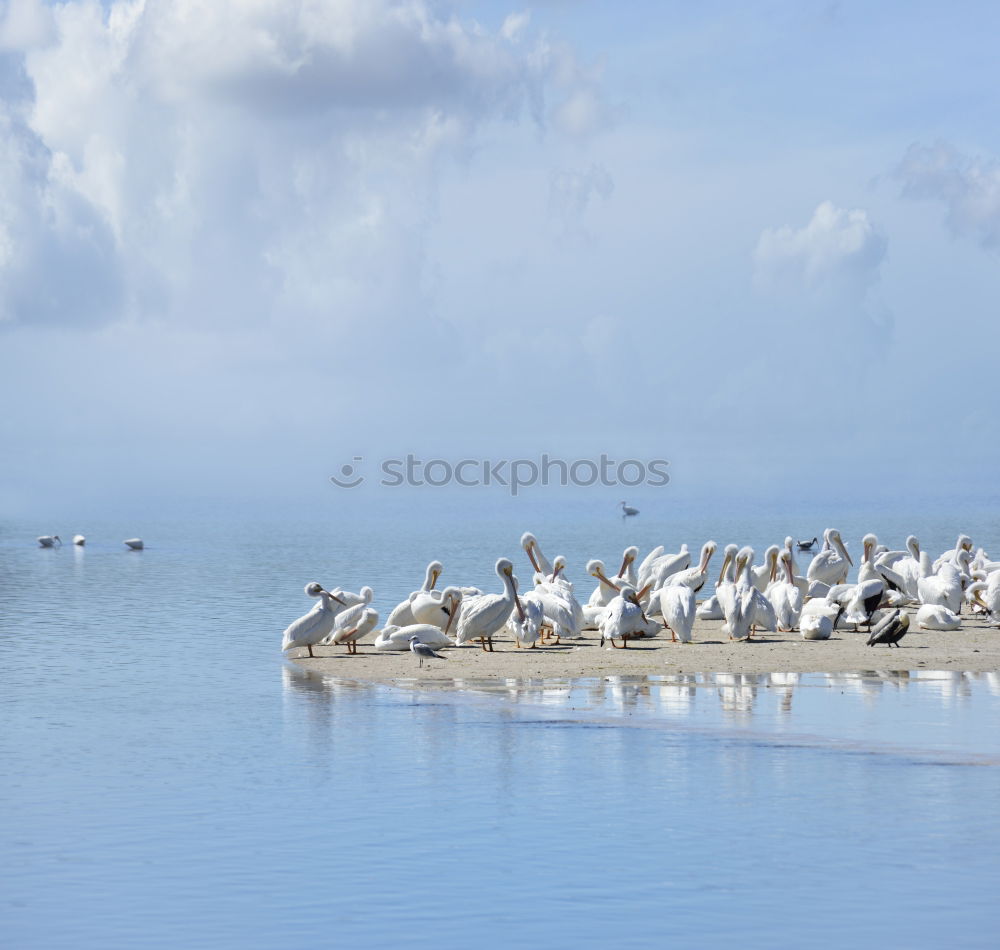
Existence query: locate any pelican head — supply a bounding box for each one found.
[829,529,853,566]
[717,544,738,584]
[862,533,878,563]
[617,545,639,577]
[587,559,620,592]
[520,532,542,572]
[305,582,324,597]
[427,561,443,589]
[551,555,567,580]
[735,547,753,582]
[496,557,515,580]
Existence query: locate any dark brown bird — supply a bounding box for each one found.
[867,610,910,648]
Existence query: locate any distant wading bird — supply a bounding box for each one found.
[37,535,61,548]
[620,501,639,518]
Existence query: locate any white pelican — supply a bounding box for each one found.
[599,586,648,648]
[324,606,379,653]
[806,529,852,586]
[659,583,696,643]
[933,535,973,572]
[918,553,966,614]
[765,550,803,632]
[410,636,448,668]
[876,536,921,599]
[583,558,621,625]
[696,544,738,620]
[37,535,61,548]
[374,623,454,652]
[530,574,582,641]
[330,585,374,609]
[455,558,521,651]
[636,545,665,588]
[72,535,85,546]
[915,604,961,630]
[507,581,545,648]
[800,613,833,640]
[752,546,780,592]
[647,545,691,588]
[410,586,463,634]
[615,546,640,587]
[843,578,885,631]
[521,532,554,577]
[665,541,717,593]
[385,561,443,626]
[281,583,347,657]
[124,538,144,551]
[722,548,776,641]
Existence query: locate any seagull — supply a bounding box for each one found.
[37,535,61,548]
[409,635,448,668]
[124,538,144,551]
[866,610,910,648]
[619,501,639,518]
[796,536,818,551]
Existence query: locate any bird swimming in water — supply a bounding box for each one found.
[620,501,639,518]
[796,536,818,551]
[866,610,910,648]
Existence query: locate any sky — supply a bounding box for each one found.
[1,0,998,517]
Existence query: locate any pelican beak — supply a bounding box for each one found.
[617,553,633,577]
[636,582,653,601]
[443,598,456,635]
[716,554,732,585]
[552,563,563,580]
[863,541,871,563]
[594,568,621,592]
[430,568,441,590]
[525,544,541,573]
[323,589,346,605]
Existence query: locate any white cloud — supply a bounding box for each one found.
[753,200,886,300]
[0,0,598,329]
[895,140,1000,249]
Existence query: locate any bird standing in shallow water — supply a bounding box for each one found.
[620,501,639,519]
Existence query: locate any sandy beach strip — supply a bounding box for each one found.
[290,610,1000,683]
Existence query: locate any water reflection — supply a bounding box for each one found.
[281,666,1000,765]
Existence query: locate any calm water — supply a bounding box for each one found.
[2,497,999,947]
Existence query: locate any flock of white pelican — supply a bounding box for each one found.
[281,529,1000,661]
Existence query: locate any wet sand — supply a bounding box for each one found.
[290,608,1000,683]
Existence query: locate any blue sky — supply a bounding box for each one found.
[1,1,997,515]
